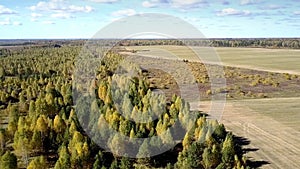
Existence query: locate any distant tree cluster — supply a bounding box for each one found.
[118,38,300,49]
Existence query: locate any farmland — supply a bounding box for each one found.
[126,46,300,75]
[195,98,300,169]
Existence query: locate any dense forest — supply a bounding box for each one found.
[0,41,256,168]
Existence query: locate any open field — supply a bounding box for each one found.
[194,98,300,169]
[238,97,300,131]
[126,46,300,75]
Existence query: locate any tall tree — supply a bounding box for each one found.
[54,144,71,169]
[30,129,43,152]
[53,115,66,134]
[27,156,47,169]
[202,145,220,169]
[221,133,235,165]
[7,105,19,137]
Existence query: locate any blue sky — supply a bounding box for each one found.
[0,0,300,39]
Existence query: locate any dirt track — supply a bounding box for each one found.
[192,100,300,168]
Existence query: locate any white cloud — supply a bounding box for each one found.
[0,5,17,15]
[30,13,43,22]
[217,8,251,16]
[13,21,22,26]
[31,13,43,18]
[51,12,73,19]
[68,5,93,13]
[29,0,93,13]
[0,18,22,26]
[294,11,300,15]
[29,0,93,23]
[111,9,136,17]
[142,1,157,8]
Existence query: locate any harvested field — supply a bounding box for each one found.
[194,98,300,169]
[127,46,300,75]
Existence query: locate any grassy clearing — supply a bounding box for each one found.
[128,46,300,74]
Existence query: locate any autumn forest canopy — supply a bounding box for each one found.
[1,38,299,168]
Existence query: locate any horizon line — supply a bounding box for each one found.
[1,37,300,41]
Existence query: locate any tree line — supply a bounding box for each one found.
[118,38,300,49]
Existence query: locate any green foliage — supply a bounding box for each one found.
[7,105,19,137]
[109,160,118,169]
[30,130,42,151]
[54,144,71,169]
[0,151,17,169]
[53,114,66,133]
[176,142,205,168]
[202,145,220,169]
[27,156,47,169]
[221,133,235,164]
[120,157,132,169]
[93,151,105,169]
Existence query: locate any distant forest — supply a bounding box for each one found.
[1,38,300,49]
[119,38,300,49]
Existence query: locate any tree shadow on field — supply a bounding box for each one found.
[234,136,251,146]
[247,160,270,168]
[233,135,270,168]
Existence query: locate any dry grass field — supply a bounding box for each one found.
[127,45,300,75]
[195,98,300,169]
